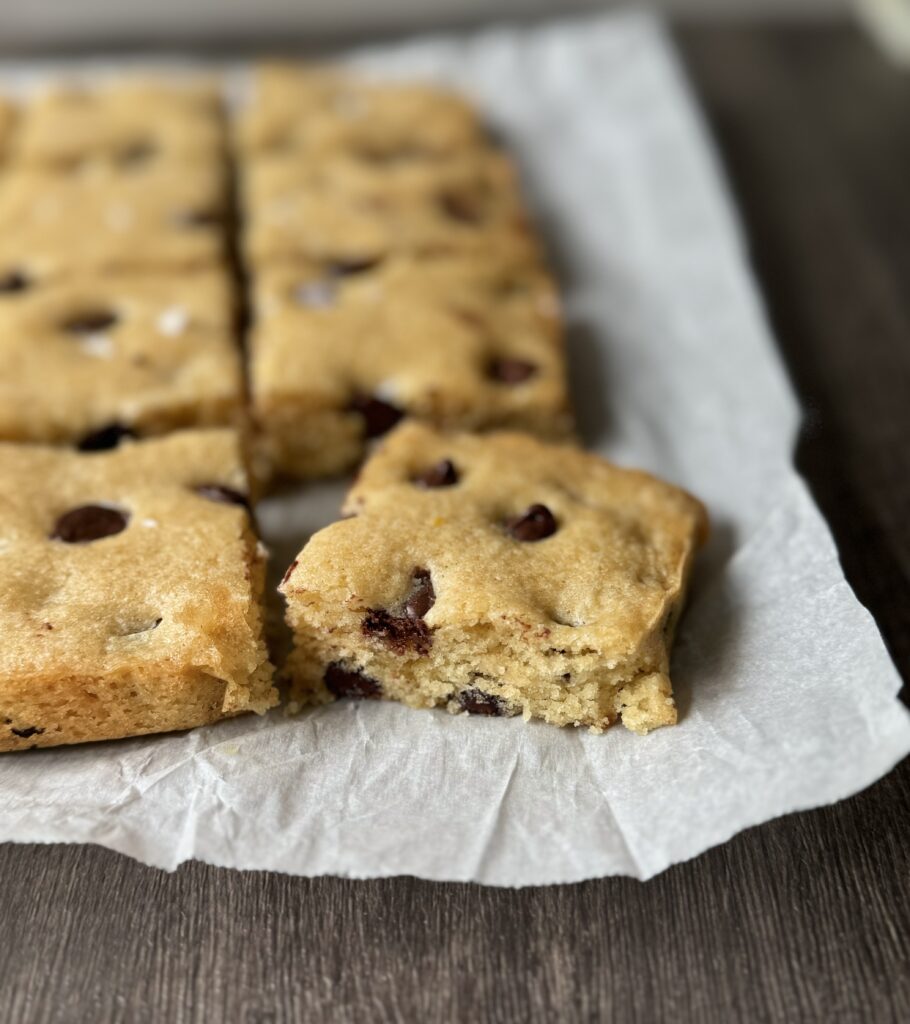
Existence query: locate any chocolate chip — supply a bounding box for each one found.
[325,663,382,700]
[0,269,30,294]
[11,725,44,739]
[362,608,433,655]
[77,424,136,452]
[61,310,119,334]
[349,395,404,439]
[439,192,483,224]
[194,484,250,510]
[414,459,459,489]
[51,505,129,544]
[489,358,537,384]
[458,689,506,716]
[405,568,435,620]
[505,504,557,542]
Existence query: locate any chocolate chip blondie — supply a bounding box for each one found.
[281,423,708,734]
[0,96,17,162]
[0,267,244,446]
[250,253,572,479]
[237,63,488,159]
[242,149,540,267]
[15,80,225,169]
[0,430,276,752]
[0,161,227,278]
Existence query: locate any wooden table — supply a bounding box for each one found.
[2,22,908,1023]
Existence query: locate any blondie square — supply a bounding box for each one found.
[0,430,277,752]
[250,254,572,479]
[0,161,227,277]
[15,80,225,169]
[280,423,708,734]
[242,150,540,267]
[237,63,488,159]
[0,268,243,447]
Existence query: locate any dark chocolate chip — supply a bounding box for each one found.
[405,568,436,620]
[77,423,136,452]
[349,395,404,439]
[438,192,483,224]
[194,484,250,510]
[414,459,459,489]
[458,689,506,716]
[505,504,557,542]
[11,725,44,739]
[325,663,382,700]
[51,505,129,544]
[0,269,30,294]
[61,309,119,334]
[362,608,433,656]
[489,358,537,384]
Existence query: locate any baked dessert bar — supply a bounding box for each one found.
[237,63,488,159]
[250,253,571,479]
[0,268,244,447]
[242,149,540,267]
[0,161,227,278]
[0,430,276,752]
[15,80,225,169]
[280,423,708,734]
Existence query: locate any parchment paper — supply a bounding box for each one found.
[1,11,908,885]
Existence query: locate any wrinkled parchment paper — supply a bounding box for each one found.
[1,12,908,885]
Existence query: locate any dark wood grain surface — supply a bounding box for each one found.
[2,22,909,1024]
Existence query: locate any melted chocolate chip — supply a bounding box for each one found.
[349,395,404,439]
[458,689,506,716]
[11,725,44,739]
[51,505,129,544]
[325,663,382,700]
[0,269,30,294]
[61,309,119,334]
[362,569,435,655]
[77,424,136,452]
[405,568,436,620]
[489,358,537,384]
[414,459,459,489]
[439,192,483,224]
[505,504,557,542]
[195,484,250,510]
[362,609,433,655]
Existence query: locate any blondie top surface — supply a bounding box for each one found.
[0,161,227,276]
[0,268,243,445]
[281,423,708,732]
[242,150,540,265]
[237,63,488,158]
[250,254,570,432]
[0,430,273,690]
[15,80,225,168]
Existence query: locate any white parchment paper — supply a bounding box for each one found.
[1,12,908,885]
